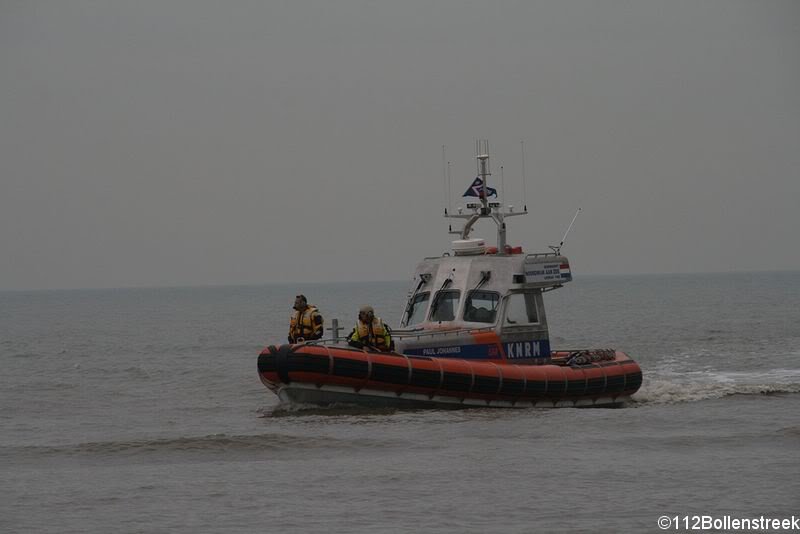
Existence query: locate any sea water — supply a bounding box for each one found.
[1,273,799,533]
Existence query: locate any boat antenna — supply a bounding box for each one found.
[477,139,490,213]
[447,160,452,218]
[500,165,505,212]
[549,208,582,255]
[442,145,448,215]
[521,140,528,212]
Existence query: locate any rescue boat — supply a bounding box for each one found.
[258,142,642,408]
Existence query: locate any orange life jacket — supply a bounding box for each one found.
[288,305,323,342]
[349,317,392,351]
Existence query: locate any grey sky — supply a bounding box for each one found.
[1,0,798,290]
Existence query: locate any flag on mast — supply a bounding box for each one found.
[462,177,497,198]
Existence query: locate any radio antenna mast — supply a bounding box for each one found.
[550,208,582,255]
[442,145,448,214]
[500,165,505,211]
[521,140,528,212]
[444,140,527,249]
[447,161,452,217]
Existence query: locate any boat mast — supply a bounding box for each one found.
[445,140,527,254]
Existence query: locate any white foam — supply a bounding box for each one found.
[632,369,800,405]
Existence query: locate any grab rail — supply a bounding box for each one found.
[304,322,497,346]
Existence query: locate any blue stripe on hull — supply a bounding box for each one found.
[404,343,500,359]
[403,339,551,361]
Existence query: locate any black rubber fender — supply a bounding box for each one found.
[257,345,279,374]
[274,344,295,384]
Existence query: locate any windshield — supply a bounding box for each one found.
[463,290,499,323]
[504,293,539,325]
[429,290,461,322]
[404,292,430,326]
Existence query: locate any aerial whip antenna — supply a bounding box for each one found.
[442,145,448,214]
[500,165,505,211]
[521,140,528,212]
[447,160,452,216]
[550,208,582,255]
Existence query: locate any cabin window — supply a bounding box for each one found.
[404,292,430,326]
[504,293,539,325]
[463,290,499,323]
[429,290,461,322]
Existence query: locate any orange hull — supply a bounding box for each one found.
[258,344,642,407]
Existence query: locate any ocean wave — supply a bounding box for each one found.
[7,432,395,459]
[6,379,80,392]
[8,351,47,359]
[777,426,800,437]
[261,402,404,418]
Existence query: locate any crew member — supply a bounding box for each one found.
[348,305,393,352]
[288,294,324,343]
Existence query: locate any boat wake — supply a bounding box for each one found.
[261,402,405,417]
[632,368,800,405]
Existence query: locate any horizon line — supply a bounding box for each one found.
[2,268,799,293]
